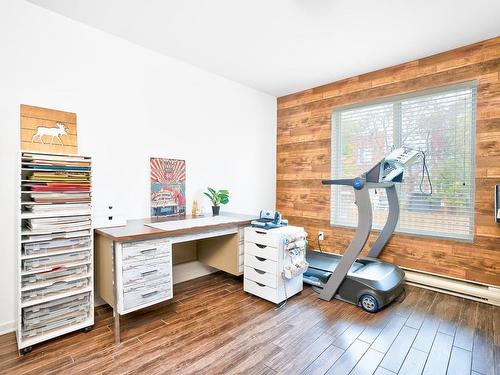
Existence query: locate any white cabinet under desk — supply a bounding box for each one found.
[94,214,254,344]
[116,238,173,314]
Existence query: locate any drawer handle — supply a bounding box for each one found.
[256,244,267,249]
[140,248,157,254]
[255,269,266,275]
[255,256,266,262]
[141,290,159,298]
[256,282,266,287]
[141,269,159,276]
[255,231,266,235]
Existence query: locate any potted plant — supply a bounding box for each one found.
[203,187,229,216]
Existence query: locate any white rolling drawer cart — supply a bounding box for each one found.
[243,226,304,305]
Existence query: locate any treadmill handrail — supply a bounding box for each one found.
[319,184,373,301]
[367,184,400,258]
[322,179,394,189]
[322,179,354,186]
[366,182,395,188]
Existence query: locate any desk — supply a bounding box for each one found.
[94,213,254,344]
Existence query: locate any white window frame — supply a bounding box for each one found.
[331,82,477,241]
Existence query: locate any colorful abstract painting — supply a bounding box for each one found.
[150,158,186,217]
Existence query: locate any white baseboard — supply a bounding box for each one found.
[404,269,500,306]
[0,320,16,336]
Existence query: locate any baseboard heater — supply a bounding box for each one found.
[403,268,500,307]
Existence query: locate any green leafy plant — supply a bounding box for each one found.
[203,187,229,207]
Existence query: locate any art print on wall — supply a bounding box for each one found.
[150,158,186,217]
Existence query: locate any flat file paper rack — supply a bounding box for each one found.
[17,152,94,354]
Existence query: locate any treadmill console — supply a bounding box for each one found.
[385,147,421,166]
[366,147,422,183]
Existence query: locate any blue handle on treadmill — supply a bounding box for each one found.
[353,179,364,190]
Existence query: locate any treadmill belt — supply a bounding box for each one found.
[307,250,364,273]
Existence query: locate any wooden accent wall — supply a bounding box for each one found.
[277,37,500,286]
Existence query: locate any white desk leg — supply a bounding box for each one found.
[112,241,121,345]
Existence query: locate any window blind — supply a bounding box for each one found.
[331,84,476,241]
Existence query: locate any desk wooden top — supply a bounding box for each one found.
[94,213,255,242]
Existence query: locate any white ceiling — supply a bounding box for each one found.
[27,0,500,97]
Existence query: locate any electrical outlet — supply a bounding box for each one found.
[318,231,324,241]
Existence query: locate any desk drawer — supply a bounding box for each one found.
[244,241,279,261]
[122,239,171,263]
[245,228,281,248]
[122,257,171,287]
[244,253,277,274]
[244,278,278,303]
[244,266,277,288]
[123,281,172,311]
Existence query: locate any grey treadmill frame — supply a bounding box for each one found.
[319,176,400,301]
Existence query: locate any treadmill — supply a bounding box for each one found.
[303,148,424,312]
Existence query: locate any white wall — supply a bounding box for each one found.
[0,0,277,333]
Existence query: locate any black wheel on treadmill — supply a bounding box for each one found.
[359,294,379,313]
[21,346,32,355]
[83,325,93,333]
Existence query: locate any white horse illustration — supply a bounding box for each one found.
[31,122,68,145]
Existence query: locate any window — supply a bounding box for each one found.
[331,83,476,241]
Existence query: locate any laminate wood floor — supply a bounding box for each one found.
[1,272,499,375]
